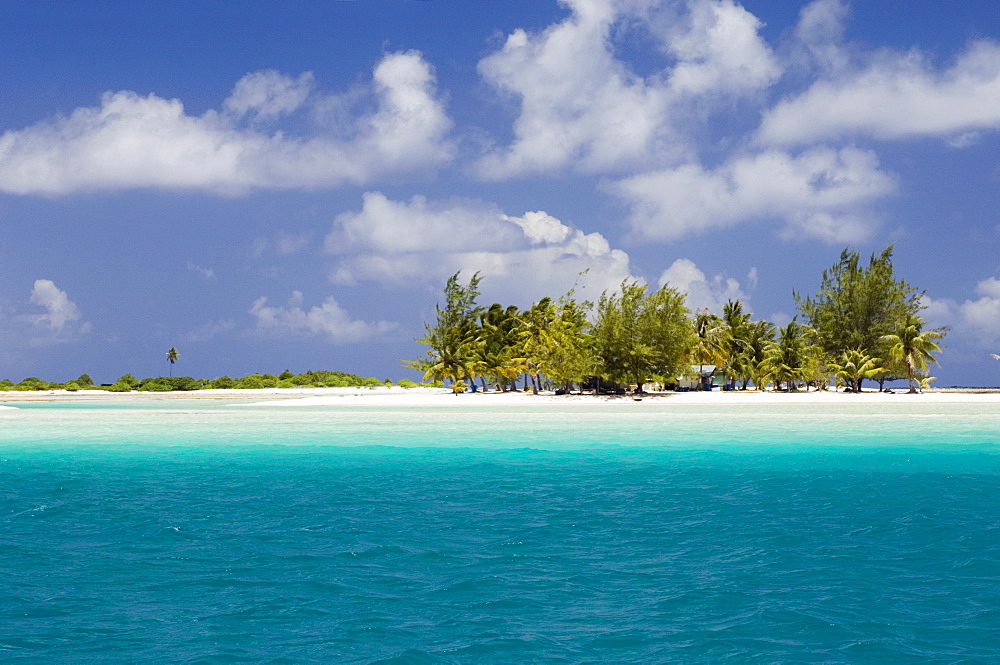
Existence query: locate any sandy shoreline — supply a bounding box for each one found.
[3,385,1000,408]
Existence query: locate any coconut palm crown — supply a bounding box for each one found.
[165,347,180,377]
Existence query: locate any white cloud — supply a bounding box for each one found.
[953,278,1000,347]
[249,291,396,344]
[475,0,669,178]
[325,192,633,305]
[474,0,779,179]
[224,70,315,120]
[658,258,750,314]
[25,279,84,331]
[0,51,453,195]
[664,0,781,96]
[759,39,1000,146]
[921,278,1000,354]
[790,0,851,70]
[326,192,523,255]
[504,210,572,245]
[612,146,896,242]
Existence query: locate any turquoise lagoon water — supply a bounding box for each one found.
[2,398,999,663]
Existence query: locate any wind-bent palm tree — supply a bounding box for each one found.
[881,315,943,393]
[410,334,477,395]
[478,304,525,392]
[166,347,180,377]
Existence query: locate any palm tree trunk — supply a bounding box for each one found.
[907,358,918,393]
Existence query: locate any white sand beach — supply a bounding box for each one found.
[2,385,999,407]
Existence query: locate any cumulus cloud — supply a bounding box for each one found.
[953,278,1000,346]
[475,0,669,177]
[919,278,1000,360]
[0,51,453,195]
[663,0,781,96]
[474,0,779,179]
[17,279,91,345]
[25,279,84,331]
[759,38,1000,146]
[325,192,633,305]
[611,146,896,242]
[249,291,396,344]
[658,258,751,313]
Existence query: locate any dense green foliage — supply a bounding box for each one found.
[591,281,693,391]
[794,245,944,390]
[406,272,485,394]
[408,248,945,394]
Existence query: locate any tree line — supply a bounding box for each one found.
[406,246,946,395]
[0,370,431,392]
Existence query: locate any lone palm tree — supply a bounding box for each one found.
[166,347,180,377]
[881,316,943,393]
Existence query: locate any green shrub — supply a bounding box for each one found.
[76,374,95,387]
[235,375,265,389]
[397,379,418,389]
[17,377,47,390]
[118,374,140,389]
[210,375,236,389]
[138,381,172,392]
[64,382,82,392]
[107,380,132,393]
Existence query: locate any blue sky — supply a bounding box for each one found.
[1,0,998,386]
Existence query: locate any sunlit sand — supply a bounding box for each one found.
[2,385,999,408]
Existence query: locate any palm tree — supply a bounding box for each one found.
[692,309,727,390]
[764,321,812,392]
[520,297,558,394]
[737,319,777,390]
[166,347,180,377]
[832,348,883,393]
[410,336,477,394]
[719,300,751,389]
[881,315,943,393]
[478,304,525,392]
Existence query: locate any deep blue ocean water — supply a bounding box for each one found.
[2,399,999,663]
